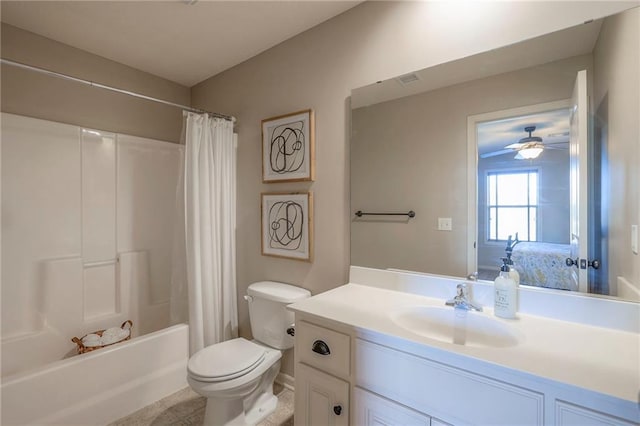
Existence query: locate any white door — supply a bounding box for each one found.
[569,69,589,293]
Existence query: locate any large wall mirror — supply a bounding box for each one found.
[350,6,638,301]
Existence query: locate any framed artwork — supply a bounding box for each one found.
[262,109,315,182]
[261,192,313,261]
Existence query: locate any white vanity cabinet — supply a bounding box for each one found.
[294,316,453,426]
[293,312,638,426]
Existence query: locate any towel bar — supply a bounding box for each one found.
[355,210,415,218]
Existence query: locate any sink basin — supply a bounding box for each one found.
[390,306,521,348]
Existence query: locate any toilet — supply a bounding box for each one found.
[187,281,311,426]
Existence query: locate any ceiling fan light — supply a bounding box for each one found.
[516,146,544,160]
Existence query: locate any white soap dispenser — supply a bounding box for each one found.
[494,258,518,319]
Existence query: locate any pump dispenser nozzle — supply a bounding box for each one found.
[500,257,510,273]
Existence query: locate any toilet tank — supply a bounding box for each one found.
[247,281,311,350]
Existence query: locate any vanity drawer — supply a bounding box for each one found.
[355,338,544,425]
[297,320,350,378]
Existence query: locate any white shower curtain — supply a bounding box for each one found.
[170,111,238,355]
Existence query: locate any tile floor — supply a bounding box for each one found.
[109,383,293,426]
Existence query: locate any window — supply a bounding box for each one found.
[487,170,538,241]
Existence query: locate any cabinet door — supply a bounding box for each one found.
[556,401,638,426]
[295,363,349,426]
[354,387,430,426]
[355,339,544,425]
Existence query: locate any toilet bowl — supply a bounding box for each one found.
[187,281,310,426]
[188,338,282,425]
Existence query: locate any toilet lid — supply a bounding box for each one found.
[188,338,266,382]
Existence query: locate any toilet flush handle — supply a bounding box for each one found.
[286,324,295,337]
[243,295,253,302]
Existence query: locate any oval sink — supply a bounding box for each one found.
[390,306,521,348]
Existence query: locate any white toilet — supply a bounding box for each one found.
[187,281,311,426]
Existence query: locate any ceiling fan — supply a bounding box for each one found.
[480,126,568,160]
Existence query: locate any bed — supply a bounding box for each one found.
[511,242,576,291]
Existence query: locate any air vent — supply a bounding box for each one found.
[397,73,420,85]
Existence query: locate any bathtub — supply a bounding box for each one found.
[1,324,189,425]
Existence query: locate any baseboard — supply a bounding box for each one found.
[276,372,295,391]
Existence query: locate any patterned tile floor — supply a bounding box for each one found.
[109,383,293,426]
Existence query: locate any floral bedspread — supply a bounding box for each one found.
[511,242,576,291]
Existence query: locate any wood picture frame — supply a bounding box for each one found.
[261,192,313,261]
[261,109,315,182]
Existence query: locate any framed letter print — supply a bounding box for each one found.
[262,109,315,182]
[261,192,313,261]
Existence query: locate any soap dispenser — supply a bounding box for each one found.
[494,258,518,319]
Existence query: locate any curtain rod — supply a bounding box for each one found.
[1,58,235,122]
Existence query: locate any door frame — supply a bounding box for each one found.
[466,99,572,277]
[569,69,590,293]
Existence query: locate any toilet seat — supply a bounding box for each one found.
[188,338,266,383]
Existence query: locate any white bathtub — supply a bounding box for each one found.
[1,324,189,425]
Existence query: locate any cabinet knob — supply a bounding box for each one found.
[312,340,331,355]
[333,405,342,415]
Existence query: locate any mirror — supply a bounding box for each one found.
[350,6,638,301]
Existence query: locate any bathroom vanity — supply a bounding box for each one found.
[288,267,639,426]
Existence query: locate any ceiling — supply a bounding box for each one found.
[477,109,571,158]
[1,1,361,87]
[351,18,603,109]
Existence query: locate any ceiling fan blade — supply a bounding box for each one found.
[544,145,568,150]
[542,141,569,145]
[480,149,514,159]
[504,142,526,149]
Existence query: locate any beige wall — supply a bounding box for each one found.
[1,24,189,143]
[190,1,632,375]
[351,55,589,276]
[593,8,640,295]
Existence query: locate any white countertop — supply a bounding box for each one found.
[289,282,640,404]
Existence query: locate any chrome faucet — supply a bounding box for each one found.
[445,283,483,312]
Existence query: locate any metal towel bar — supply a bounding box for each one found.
[355,210,415,218]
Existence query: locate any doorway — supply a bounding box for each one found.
[467,100,581,289]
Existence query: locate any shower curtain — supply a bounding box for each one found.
[170,112,238,354]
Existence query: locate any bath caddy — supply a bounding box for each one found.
[71,320,133,354]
